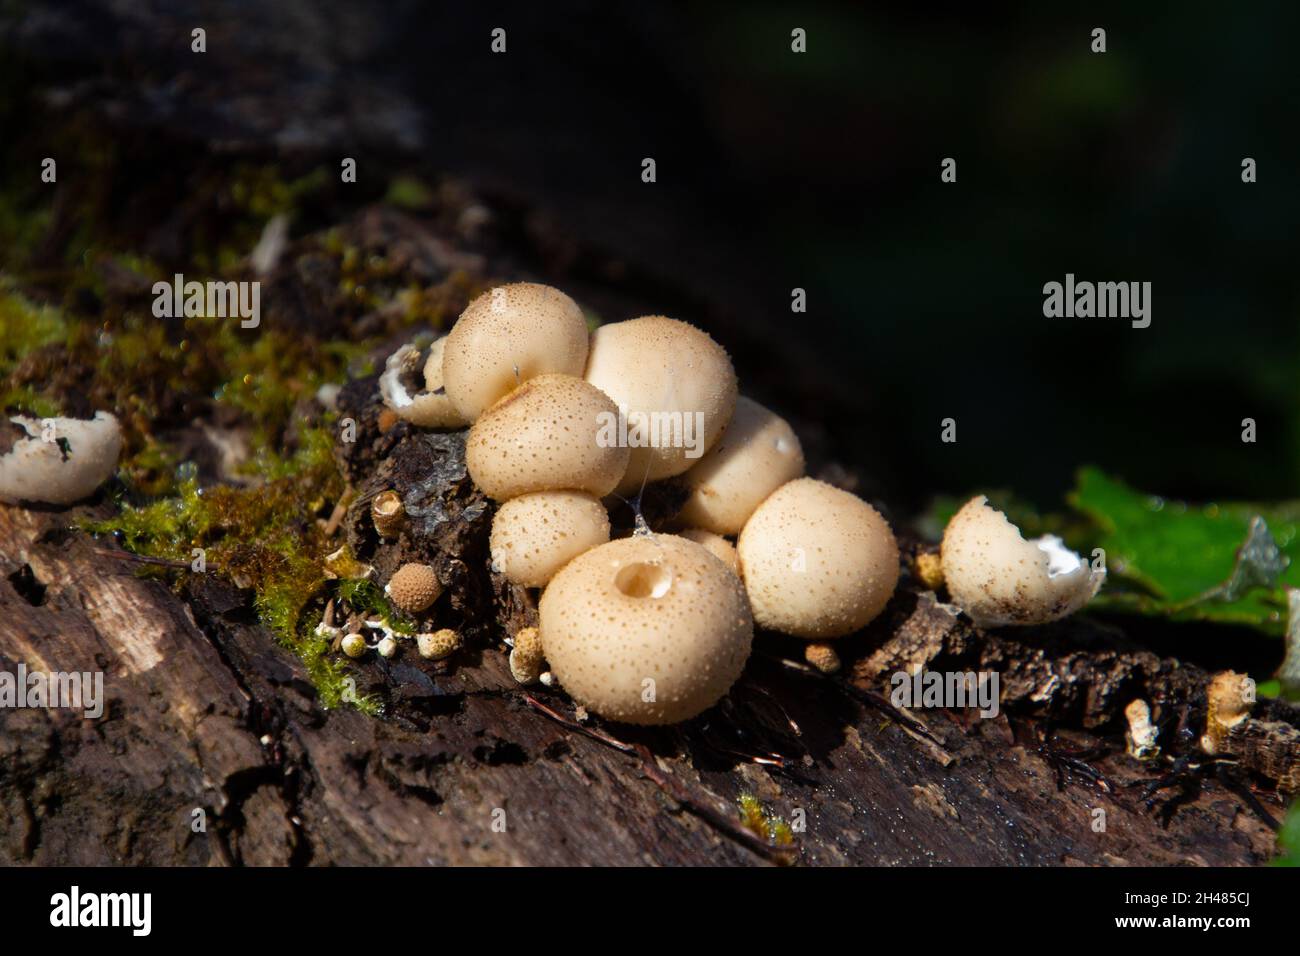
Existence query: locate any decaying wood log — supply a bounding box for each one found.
[3,477,1295,865]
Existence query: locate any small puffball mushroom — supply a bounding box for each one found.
[341,633,368,658]
[0,411,122,506]
[940,496,1105,628]
[417,628,462,661]
[1202,670,1254,755]
[1124,699,1160,760]
[677,396,804,535]
[584,316,738,494]
[379,341,470,429]
[804,643,841,675]
[678,528,739,575]
[738,478,900,639]
[377,636,399,658]
[490,491,611,587]
[371,490,405,539]
[539,534,753,725]
[466,374,629,501]
[385,562,442,613]
[509,626,544,684]
[443,283,589,421]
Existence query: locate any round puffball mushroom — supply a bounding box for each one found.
[442,283,589,421]
[490,490,611,587]
[939,495,1105,627]
[0,412,122,506]
[678,527,739,575]
[466,374,630,501]
[379,339,469,429]
[677,396,804,535]
[385,563,442,614]
[583,316,737,494]
[738,478,900,639]
[539,534,753,725]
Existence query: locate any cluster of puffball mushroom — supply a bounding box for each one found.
[372,282,1107,726]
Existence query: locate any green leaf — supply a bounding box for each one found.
[1069,467,1300,633]
[1275,802,1300,866]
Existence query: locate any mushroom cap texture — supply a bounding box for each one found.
[379,340,469,429]
[386,563,442,613]
[466,374,630,501]
[490,490,611,587]
[0,411,122,505]
[539,534,753,725]
[939,495,1105,627]
[738,477,900,639]
[678,396,804,535]
[443,282,589,421]
[678,527,740,575]
[583,316,738,494]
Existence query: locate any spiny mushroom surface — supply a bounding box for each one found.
[379,338,469,428]
[442,282,589,421]
[385,562,442,614]
[466,373,629,501]
[583,315,738,494]
[0,411,122,506]
[678,395,804,535]
[539,534,753,725]
[738,477,900,639]
[939,495,1105,627]
[490,490,611,587]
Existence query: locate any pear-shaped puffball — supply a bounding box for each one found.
[443,283,589,421]
[677,396,804,535]
[939,495,1105,627]
[379,339,469,428]
[583,316,737,494]
[539,534,753,725]
[466,374,629,501]
[385,563,442,614]
[0,412,122,505]
[490,490,611,587]
[738,478,899,639]
[678,528,739,575]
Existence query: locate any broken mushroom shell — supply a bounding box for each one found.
[466,374,629,501]
[490,490,611,588]
[443,282,589,421]
[738,478,900,640]
[0,411,123,506]
[677,396,804,535]
[583,315,738,494]
[379,339,470,429]
[539,534,753,725]
[370,490,405,539]
[385,562,442,614]
[1202,670,1254,755]
[509,626,545,684]
[939,496,1105,627]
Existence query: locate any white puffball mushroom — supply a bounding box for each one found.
[417,629,462,661]
[939,495,1105,627]
[583,315,738,494]
[379,339,469,429]
[677,396,804,535]
[509,626,545,685]
[466,374,629,501]
[376,636,399,659]
[738,478,900,639]
[490,490,611,587]
[0,411,122,506]
[443,282,589,421]
[539,534,753,725]
[678,528,739,575]
[341,633,368,658]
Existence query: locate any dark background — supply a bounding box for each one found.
[3,0,1297,514]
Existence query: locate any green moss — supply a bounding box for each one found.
[337,578,417,635]
[737,793,795,847]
